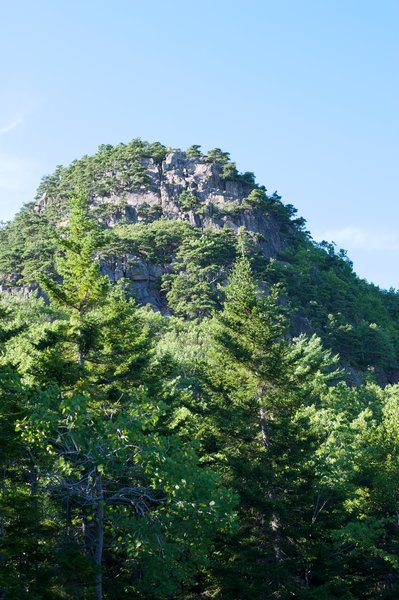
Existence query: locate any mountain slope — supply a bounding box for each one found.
[1,139,399,379]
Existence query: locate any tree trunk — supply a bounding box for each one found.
[30,463,40,590]
[259,407,272,448]
[259,404,283,564]
[94,478,104,600]
[0,467,5,599]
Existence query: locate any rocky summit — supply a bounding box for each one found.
[31,142,298,309]
[88,151,291,307]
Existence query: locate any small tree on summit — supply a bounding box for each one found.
[186,144,202,158]
[206,148,231,164]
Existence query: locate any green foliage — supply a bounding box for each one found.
[178,190,201,212]
[186,144,202,158]
[110,218,193,265]
[220,161,239,180]
[36,139,168,208]
[136,201,163,223]
[0,204,56,284]
[162,227,238,319]
[205,149,256,186]
[177,256,344,598]
[92,195,129,226]
[266,237,399,370]
[242,187,268,209]
[211,200,243,219]
[19,384,235,599]
[205,148,231,164]
[158,256,399,599]
[219,164,256,187]
[0,197,236,599]
[239,170,256,186]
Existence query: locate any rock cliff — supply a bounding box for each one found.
[34,148,295,310]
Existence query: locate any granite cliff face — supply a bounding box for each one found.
[37,150,287,253]
[33,149,293,310]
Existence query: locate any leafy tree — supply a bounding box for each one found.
[242,188,268,210]
[178,190,201,212]
[186,144,202,158]
[220,162,239,181]
[205,148,231,164]
[136,202,163,223]
[110,218,193,266]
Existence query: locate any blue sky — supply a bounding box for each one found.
[1,0,398,288]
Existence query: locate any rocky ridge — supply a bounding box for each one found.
[33,149,294,309]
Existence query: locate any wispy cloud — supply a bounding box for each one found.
[0,107,42,219]
[0,153,32,191]
[0,115,24,136]
[0,151,42,221]
[314,226,399,252]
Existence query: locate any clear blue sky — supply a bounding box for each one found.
[1,0,398,288]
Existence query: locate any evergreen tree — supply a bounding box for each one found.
[200,255,341,598]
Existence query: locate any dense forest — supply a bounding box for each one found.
[1,140,399,599]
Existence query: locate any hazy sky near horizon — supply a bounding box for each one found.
[1,0,398,288]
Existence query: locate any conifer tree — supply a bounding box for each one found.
[202,254,340,598]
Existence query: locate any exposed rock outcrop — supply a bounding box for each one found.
[31,150,294,308]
